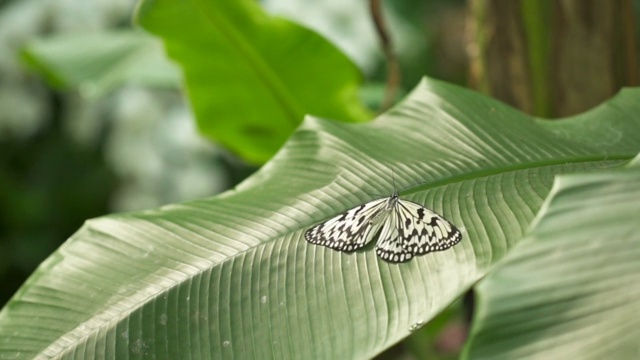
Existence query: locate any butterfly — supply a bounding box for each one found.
[305,191,462,263]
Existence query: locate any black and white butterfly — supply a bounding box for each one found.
[305,192,462,263]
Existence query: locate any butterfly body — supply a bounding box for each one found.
[305,192,461,263]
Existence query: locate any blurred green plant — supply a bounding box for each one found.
[0,78,639,358]
[22,0,374,164]
[22,30,181,98]
[136,0,373,163]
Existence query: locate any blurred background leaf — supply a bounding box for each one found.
[137,0,373,163]
[22,30,181,98]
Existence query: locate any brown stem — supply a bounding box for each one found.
[370,0,401,111]
[621,0,638,85]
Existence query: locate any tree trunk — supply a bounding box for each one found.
[467,0,637,117]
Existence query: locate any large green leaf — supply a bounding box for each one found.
[1,78,639,359]
[464,156,640,359]
[136,0,372,164]
[22,31,181,98]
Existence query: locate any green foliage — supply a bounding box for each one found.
[1,78,638,359]
[22,31,181,98]
[464,157,640,359]
[21,1,372,164]
[136,0,373,164]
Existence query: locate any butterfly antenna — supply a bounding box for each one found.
[390,167,414,195]
[391,168,398,193]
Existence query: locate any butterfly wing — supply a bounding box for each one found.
[375,209,414,263]
[305,198,388,252]
[395,199,462,256]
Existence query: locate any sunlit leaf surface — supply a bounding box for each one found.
[1,78,639,359]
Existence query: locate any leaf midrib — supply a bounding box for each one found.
[404,155,629,195]
[192,0,304,125]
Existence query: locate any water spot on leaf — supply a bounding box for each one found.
[409,321,424,332]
